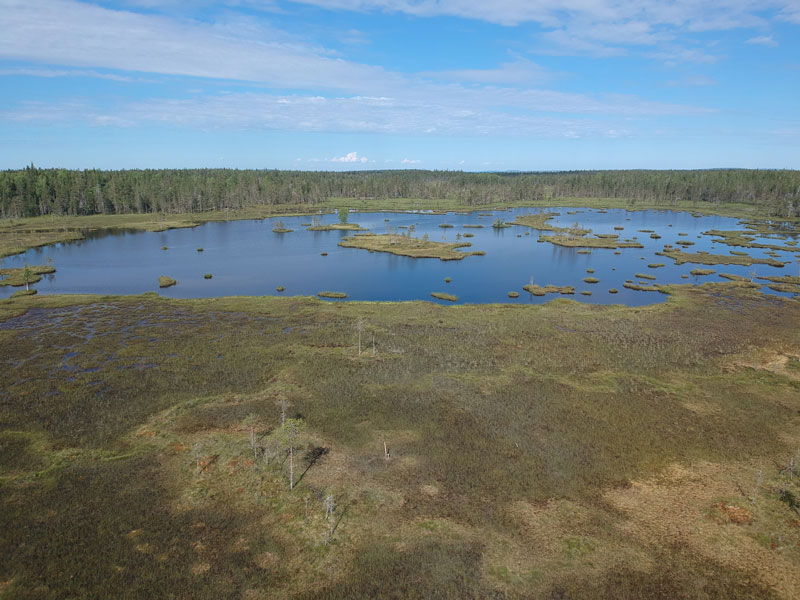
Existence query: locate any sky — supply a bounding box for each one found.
[1,0,799,171]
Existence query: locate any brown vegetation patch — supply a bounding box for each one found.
[713,503,754,525]
[725,350,800,382]
[603,461,800,598]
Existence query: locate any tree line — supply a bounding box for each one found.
[1,165,797,218]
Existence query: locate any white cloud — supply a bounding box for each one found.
[401,158,421,164]
[0,0,398,93]
[0,0,720,140]
[0,67,144,82]
[332,151,368,162]
[0,91,651,140]
[285,0,796,30]
[666,75,717,87]
[287,0,795,58]
[422,58,552,85]
[649,47,722,64]
[745,35,779,46]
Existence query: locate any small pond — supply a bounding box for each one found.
[2,207,798,305]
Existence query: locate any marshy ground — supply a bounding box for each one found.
[1,281,799,599]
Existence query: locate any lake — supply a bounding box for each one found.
[2,207,798,305]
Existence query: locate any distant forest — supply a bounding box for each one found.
[1,165,798,218]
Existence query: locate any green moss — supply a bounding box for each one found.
[277,286,285,292]
[161,246,168,250]
[444,278,452,283]
[204,274,213,279]
[320,252,328,256]
[635,273,656,280]
[508,291,519,298]
[197,247,203,252]
[648,263,665,268]
[690,269,716,276]
[580,291,592,296]
[583,277,599,284]
[318,291,347,298]
[609,288,619,294]
[158,275,176,288]
[10,288,37,298]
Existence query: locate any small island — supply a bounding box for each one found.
[306,223,367,231]
[338,233,484,261]
[431,292,458,302]
[512,214,643,249]
[0,265,55,287]
[523,284,575,296]
[657,248,785,267]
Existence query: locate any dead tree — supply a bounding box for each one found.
[356,318,365,355]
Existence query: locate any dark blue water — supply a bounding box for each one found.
[2,207,798,305]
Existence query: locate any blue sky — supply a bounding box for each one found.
[1,0,799,171]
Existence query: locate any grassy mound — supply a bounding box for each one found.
[339,234,482,261]
[0,265,55,287]
[430,292,458,302]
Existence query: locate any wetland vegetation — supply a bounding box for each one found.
[1,282,799,599]
[2,170,800,598]
[0,265,55,287]
[337,233,483,261]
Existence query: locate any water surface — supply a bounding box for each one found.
[2,207,797,305]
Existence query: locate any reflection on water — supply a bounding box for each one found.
[1,207,798,306]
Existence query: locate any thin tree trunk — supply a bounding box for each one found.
[289,445,294,490]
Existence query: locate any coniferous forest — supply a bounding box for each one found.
[1,166,798,218]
